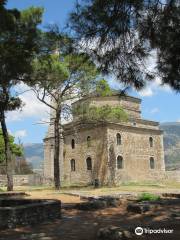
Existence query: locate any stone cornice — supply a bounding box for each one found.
[72,94,141,106]
[62,119,162,136]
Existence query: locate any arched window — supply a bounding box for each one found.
[149,137,153,147]
[117,156,123,169]
[150,157,155,169]
[116,133,121,145]
[70,159,75,171]
[71,139,75,149]
[86,157,92,170]
[87,136,91,147]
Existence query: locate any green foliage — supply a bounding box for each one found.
[69,0,180,91]
[141,1,180,91]
[0,5,43,83]
[32,51,98,97]
[20,6,43,26]
[72,79,128,122]
[0,129,23,164]
[0,4,44,112]
[32,54,68,90]
[96,79,112,97]
[63,53,99,95]
[0,4,43,190]
[138,192,160,202]
[73,104,128,122]
[31,29,99,190]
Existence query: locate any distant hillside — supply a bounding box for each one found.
[23,122,180,171]
[23,143,43,170]
[160,122,180,170]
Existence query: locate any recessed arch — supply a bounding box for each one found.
[70,159,75,171]
[86,157,92,170]
[117,155,123,169]
[87,136,91,147]
[71,139,75,149]
[116,133,121,145]
[150,157,155,169]
[149,137,153,147]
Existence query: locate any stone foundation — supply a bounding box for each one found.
[0,198,61,229]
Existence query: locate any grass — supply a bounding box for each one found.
[0,188,4,192]
[1,180,180,196]
[15,185,54,192]
[138,192,161,201]
[121,181,164,187]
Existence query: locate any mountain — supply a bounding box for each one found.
[23,122,180,171]
[160,122,180,170]
[23,143,43,170]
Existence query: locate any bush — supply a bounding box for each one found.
[138,192,160,201]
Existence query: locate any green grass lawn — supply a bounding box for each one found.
[1,180,180,196]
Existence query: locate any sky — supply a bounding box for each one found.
[5,0,180,144]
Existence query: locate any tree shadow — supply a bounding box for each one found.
[1,199,180,240]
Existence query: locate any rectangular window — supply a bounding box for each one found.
[150,157,155,169]
[117,156,123,169]
[71,159,75,171]
[86,157,92,170]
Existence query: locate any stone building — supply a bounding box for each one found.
[44,94,165,186]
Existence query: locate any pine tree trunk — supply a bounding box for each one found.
[0,110,13,191]
[53,109,61,190]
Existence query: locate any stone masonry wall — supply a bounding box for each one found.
[43,94,168,186]
[107,124,165,183]
[72,95,141,120]
[44,139,54,179]
[0,199,61,229]
[0,174,43,187]
[63,124,108,186]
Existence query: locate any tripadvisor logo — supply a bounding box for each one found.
[135,227,174,235]
[135,227,143,235]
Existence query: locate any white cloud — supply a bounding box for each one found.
[138,51,172,97]
[139,87,153,97]
[7,84,50,123]
[14,130,27,138]
[138,79,172,97]
[8,129,13,135]
[150,108,159,114]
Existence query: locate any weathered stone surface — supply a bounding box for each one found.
[98,196,121,207]
[0,174,43,187]
[97,226,132,240]
[162,193,180,198]
[171,212,180,220]
[0,199,61,229]
[76,200,107,210]
[127,203,152,214]
[44,94,165,186]
[0,192,27,198]
[76,196,121,210]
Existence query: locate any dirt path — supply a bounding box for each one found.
[1,192,180,240]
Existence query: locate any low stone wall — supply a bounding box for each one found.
[0,175,6,187]
[0,192,26,198]
[164,171,180,182]
[0,174,43,187]
[0,199,61,229]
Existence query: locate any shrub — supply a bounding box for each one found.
[138,192,160,201]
